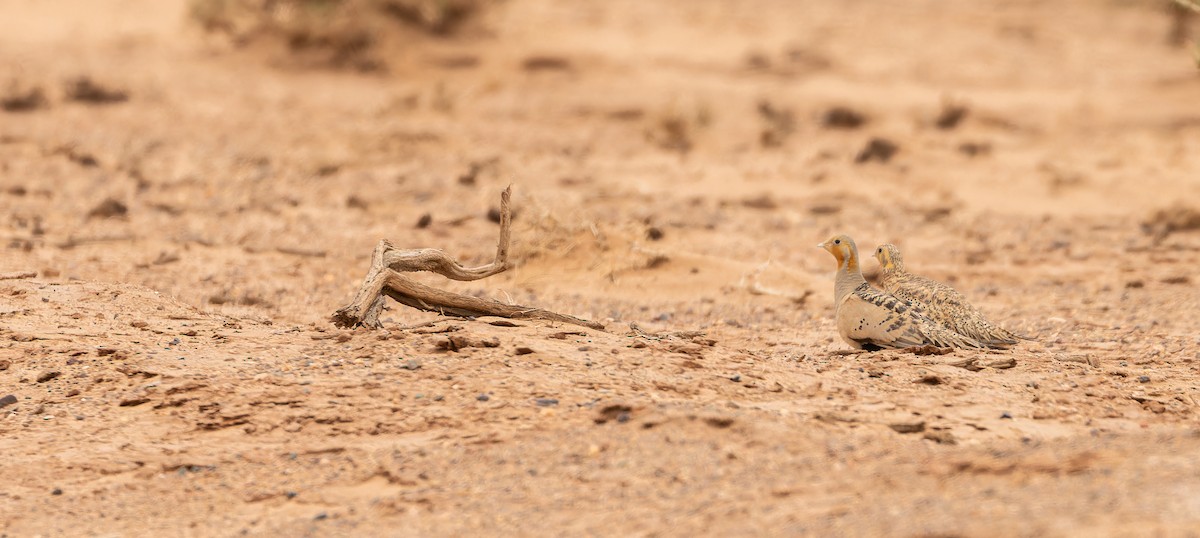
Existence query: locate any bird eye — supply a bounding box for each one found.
[834,239,841,245]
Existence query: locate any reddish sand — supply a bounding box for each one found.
[2,1,1200,535]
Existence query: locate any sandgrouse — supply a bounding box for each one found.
[873,243,1030,348]
[818,234,983,350]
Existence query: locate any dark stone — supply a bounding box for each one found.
[854,137,898,164]
[1,87,48,112]
[822,106,866,129]
[119,397,151,407]
[87,198,128,220]
[889,421,926,434]
[64,76,129,104]
[935,104,969,129]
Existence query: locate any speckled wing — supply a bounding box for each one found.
[880,272,1023,347]
[836,283,983,350]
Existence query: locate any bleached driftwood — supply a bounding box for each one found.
[331,187,604,331]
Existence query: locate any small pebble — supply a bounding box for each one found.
[1138,375,1150,383]
[1000,412,1013,419]
[314,512,328,521]
[535,398,559,407]
[476,394,490,402]
[401,359,422,370]
[729,374,741,382]
[51,488,62,496]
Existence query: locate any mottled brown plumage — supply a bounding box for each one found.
[818,235,984,351]
[873,243,1030,348]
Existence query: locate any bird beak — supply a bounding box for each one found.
[816,242,826,249]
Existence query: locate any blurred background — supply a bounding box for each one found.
[1,0,1198,326]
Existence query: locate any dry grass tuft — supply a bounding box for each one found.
[508,197,609,266]
[645,102,712,154]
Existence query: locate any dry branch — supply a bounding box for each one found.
[332,187,604,331]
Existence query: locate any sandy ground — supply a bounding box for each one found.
[2,0,1200,536]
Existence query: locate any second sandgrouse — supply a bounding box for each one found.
[873,243,1029,348]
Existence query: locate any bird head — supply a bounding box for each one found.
[818,234,858,271]
[873,243,904,273]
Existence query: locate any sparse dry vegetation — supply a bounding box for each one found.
[645,101,713,154]
[1170,0,1200,66]
[0,83,48,112]
[189,0,493,70]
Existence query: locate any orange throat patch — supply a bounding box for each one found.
[829,247,845,269]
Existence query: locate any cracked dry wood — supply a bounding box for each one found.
[331,186,604,331]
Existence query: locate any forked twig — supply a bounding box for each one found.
[331,187,604,331]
